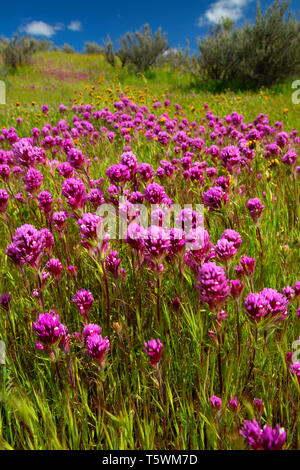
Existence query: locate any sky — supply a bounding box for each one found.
[0,0,299,53]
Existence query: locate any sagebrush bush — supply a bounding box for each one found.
[197,18,244,82]
[116,24,169,72]
[103,37,116,67]
[240,1,300,87]
[157,41,191,70]
[0,37,9,56]
[1,36,53,70]
[1,35,35,70]
[62,44,75,54]
[33,39,53,52]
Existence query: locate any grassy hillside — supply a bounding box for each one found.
[1,51,299,130]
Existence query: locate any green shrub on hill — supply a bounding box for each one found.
[197,1,300,88]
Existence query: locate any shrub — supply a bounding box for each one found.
[33,39,53,52]
[84,42,103,55]
[196,18,244,82]
[116,24,169,72]
[239,1,300,87]
[196,0,300,88]
[158,40,191,70]
[1,35,36,69]
[0,37,9,56]
[62,44,75,54]
[103,36,116,67]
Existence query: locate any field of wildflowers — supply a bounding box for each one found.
[0,51,299,450]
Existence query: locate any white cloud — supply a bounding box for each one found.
[68,20,82,32]
[21,20,82,37]
[22,21,61,38]
[198,0,252,25]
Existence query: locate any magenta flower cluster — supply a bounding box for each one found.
[32,312,67,350]
[6,224,50,267]
[196,261,230,310]
[240,419,286,450]
[144,338,163,367]
[83,323,110,365]
[244,288,289,323]
[72,289,94,318]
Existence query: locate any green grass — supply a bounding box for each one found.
[0,51,299,450]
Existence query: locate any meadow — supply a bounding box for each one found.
[0,51,299,450]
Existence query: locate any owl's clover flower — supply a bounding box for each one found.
[72,289,94,318]
[62,178,86,210]
[6,224,47,267]
[196,261,230,311]
[214,238,237,261]
[144,338,163,367]
[46,258,63,281]
[203,186,228,211]
[220,229,242,249]
[240,419,286,450]
[85,332,110,365]
[23,168,43,193]
[38,190,53,215]
[210,395,222,410]
[246,198,265,224]
[0,189,9,213]
[83,323,102,342]
[32,312,67,350]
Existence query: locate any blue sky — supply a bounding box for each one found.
[0,0,299,53]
